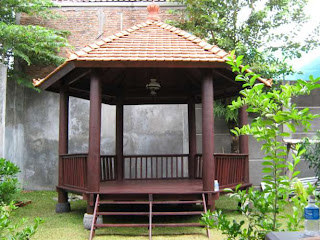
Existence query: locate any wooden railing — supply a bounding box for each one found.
[124,154,189,180]
[60,153,248,189]
[195,153,249,186]
[100,155,116,181]
[60,153,87,190]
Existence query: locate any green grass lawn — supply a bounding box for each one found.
[11,191,245,240]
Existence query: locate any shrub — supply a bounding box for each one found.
[0,202,42,239]
[0,158,20,204]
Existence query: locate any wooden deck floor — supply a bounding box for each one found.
[98,179,206,194]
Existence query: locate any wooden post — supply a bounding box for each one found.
[239,105,249,183]
[116,97,124,180]
[87,70,102,193]
[188,99,197,179]
[58,85,69,203]
[202,71,215,192]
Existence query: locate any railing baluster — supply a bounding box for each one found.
[151,157,154,179]
[170,156,173,178]
[146,157,148,179]
[175,157,178,178]
[156,157,158,179]
[140,157,143,179]
[112,157,115,180]
[107,156,111,181]
[106,157,109,180]
[134,157,137,179]
[161,156,164,179]
[181,156,184,178]
[129,157,132,179]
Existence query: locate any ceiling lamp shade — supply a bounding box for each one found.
[146,79,161,96]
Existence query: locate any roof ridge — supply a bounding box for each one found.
[155,21,229,59]
[66,20,229,61]
[67,20,156,60]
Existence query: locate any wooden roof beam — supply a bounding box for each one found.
[212,69,237,85]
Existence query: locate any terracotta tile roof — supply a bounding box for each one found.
[33,4,272,87]
[67,21,230,63]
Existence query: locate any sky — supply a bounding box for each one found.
[290,0,320,69]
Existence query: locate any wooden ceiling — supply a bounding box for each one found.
[46,65,242,105]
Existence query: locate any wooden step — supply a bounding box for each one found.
[90,193,210,240]
[152,211,203,216]
[97,211,204,216]
[95,223,204,228]
[97,212,149,216]
[98,200,203,205]
[153,223,204,227]
[95,223,149,228]
[153,200,203,205]
[99,200,149,205]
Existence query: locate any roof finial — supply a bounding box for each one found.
[147,1,160,21]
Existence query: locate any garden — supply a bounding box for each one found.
[2,54,320,239]
[2,0,320,239]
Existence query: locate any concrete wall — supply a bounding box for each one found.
[245,85,320,186]
[291,86,320,178]
[0,64,7,158]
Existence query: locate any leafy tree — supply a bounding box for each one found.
[201,53,320,239]
[0,0,70,88]
[170,0,320,79]
[170,0,320,152]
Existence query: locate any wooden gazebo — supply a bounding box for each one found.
[33,3,270,238]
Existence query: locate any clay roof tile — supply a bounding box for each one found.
[34,3,270,88]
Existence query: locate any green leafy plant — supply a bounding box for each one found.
[214,98,239,152]
[0,158,20,204]
[201,52,320,239]
[301,131,320,181]
[0,202,42,240]
[0,0,70,88]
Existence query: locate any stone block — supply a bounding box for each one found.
[83,213,103,230]
[56,202,71,213]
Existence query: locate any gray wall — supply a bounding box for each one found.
[0,64,6,158]
[246,84,320,186]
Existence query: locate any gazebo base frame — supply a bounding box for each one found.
[57,179,251,198]
[56,179,251,210]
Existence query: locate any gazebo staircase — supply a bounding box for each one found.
[89,193,210,240]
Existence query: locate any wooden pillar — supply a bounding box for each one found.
[202,71,215,192]
[58,85,69,203]
[188,100,197,179]
[116,97,124,180]
[87,70,102,193]
[239,105,249,183]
